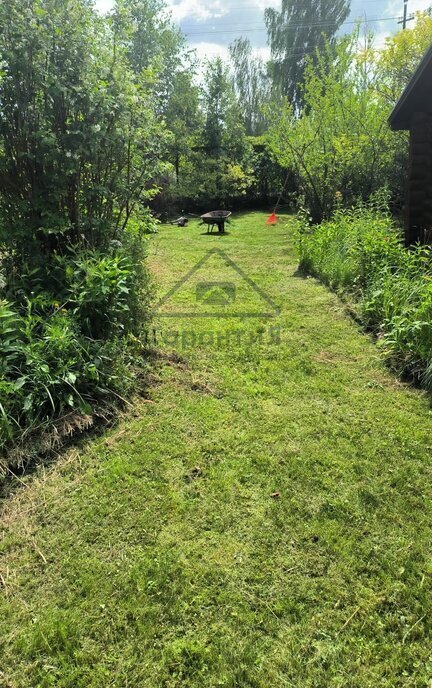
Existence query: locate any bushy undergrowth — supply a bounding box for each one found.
[0,235,152,463]
[298,198,432,388]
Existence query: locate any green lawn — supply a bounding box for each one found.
[1,211,432,687]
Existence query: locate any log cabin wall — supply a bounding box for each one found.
[389,46,432,245]
[406,112,432,244]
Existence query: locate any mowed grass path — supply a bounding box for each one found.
[1,212,432,687]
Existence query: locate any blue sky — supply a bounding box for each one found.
[95,0,431,61]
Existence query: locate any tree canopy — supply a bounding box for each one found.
[265,0,351,107]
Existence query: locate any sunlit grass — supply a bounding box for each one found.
[1,212,431,687]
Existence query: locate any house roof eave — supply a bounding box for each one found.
[389,44,432,131]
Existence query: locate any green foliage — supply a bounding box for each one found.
[0,242,150,453]
[0,0,173,455]
[0,0,167,256]
[265,0,350,106]
[202,57,248,159]
[173,152,255,207]
[378,10,432,105]
[64,251,137,340]
[112,0,185,93]
[165,57,255,208]
[298,196,432,388]
[163,68,203,185]
[266,31,406,223]
[229,38,270,136]
[2,212,432,687]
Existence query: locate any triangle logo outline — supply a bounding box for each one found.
[153,247,281,319]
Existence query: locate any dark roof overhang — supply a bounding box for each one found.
[389,44,432,131]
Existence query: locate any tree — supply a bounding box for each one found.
[265,0,350,107]
[165,58,253,208]
[163,68,203,184]
[378,10,432,105]
[111,0,185,113]
[266,32,400,222]
[0,0,168,274]
[202,57,247,159]
[229,38,270,136]
[0,0,171,450]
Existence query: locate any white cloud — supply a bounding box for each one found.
[94,0,232,22]
[373,30,390,49]
[372,0,432,47]
[253,46,271,61]
[384,0,432,16]
[190,42,268,65]
[255,0,278,9]
[168,0,228,23]
[192,41,230,62]
[94,0,113,13]
[379,0,432,27]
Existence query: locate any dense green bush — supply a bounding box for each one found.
[161,56,257,211]
[0,0,172,460]
[0,238,151,457]
[298,198,432,389]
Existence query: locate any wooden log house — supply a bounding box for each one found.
[389,45,432,244]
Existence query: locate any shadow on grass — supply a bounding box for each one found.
[292,266,308,278]
[199,231,232,236]
[0,349,187,504]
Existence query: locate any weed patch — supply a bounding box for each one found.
[298,196,432,390]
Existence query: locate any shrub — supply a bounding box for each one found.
[298,197,432,389]
[0,0,163,463]
[266,31,407,223]
[0,241,152,461]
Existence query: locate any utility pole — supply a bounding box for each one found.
[398,0,414,29]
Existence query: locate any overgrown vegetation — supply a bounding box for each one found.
[0,0,175,458]
[3,0,432,678]
[163,57,255,210]
[266,33,402,223]
[5,0,389,457]
[265,12,432,223]
[298,196,432,388]
[1,0,432,454]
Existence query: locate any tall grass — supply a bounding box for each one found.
[298,197,432,389]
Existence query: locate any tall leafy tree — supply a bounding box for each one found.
[164,68,202,184]
[111,0,200,191]
[0,0,168,265]
[202,57,246,158]
[111,0,186,114]
[265,0,350,107]
[266,32,399,222]
[169,58,253,207]
[378,10,432,105]
[229,38,270,136]
[0,0,171,447]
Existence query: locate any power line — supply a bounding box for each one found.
[182,15,397,30]
[182,13,387,28]
[183,15,401,36]
[177,0,396,11]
